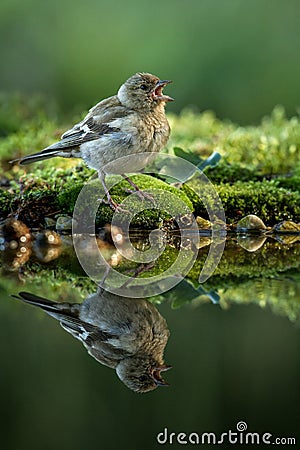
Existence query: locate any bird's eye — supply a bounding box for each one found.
[138,375,148,382]
[140,84,148,91]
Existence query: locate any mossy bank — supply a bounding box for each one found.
[0,96,299,227]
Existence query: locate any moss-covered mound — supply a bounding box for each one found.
[0,96,299,227]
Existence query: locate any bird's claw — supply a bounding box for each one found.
[124,188,155,204]
[99,197,128,213]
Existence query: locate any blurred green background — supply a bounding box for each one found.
[1,0,300,123]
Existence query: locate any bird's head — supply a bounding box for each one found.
[116,356,172,393]
[118,72,173,111]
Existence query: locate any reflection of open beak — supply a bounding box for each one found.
[152,80,174,102]
[151,364,172,386]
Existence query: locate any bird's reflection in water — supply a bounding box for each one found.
[13,288,171,393]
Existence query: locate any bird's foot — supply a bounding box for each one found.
[124,188,155,204]
[125,261,155,277]
[121,262,156,288]
[100,197,128,213]
[122,174,156,204]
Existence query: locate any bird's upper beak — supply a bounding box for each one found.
[152,80,174,102]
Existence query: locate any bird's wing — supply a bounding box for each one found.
[85,341,132,369]
[12,291,136,370]
[54,118,119,149]
[60,95,127,144]
[17,96,130,165]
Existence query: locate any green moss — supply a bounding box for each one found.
[169,105,300,174]
[0,189,14,219]
[275,173,300,192]
[3,168,299,227]
[183,179,299,224]
[204,163,261,183]
[1,95,300,226]
[58,174,193,228]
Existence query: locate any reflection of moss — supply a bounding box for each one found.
[1,231,299,323]
[188,240,300,283]
[8,235,299,285]
[151,271,300,322]
[218,272,300,322]
[1,239,299,315]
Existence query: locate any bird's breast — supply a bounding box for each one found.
[79,112,170,173]
[151,124,170,152]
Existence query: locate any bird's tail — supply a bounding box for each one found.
[10,147,62,165]
[11,291,80,321]
[12,291,60,311]
[12,292,99,342]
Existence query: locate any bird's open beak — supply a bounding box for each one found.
[151,365,172,386]
[152,80,174,102]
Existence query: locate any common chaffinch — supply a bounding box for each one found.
[12,289,171,393]
[15,73,173,210]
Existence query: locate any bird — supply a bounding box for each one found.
[12,288,171,393]
[13,72,173,210]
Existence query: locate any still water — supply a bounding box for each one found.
[0,227,299,449]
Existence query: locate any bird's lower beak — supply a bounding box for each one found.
[152,80,174,102]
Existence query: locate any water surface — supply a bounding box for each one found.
[0,231,299,449]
